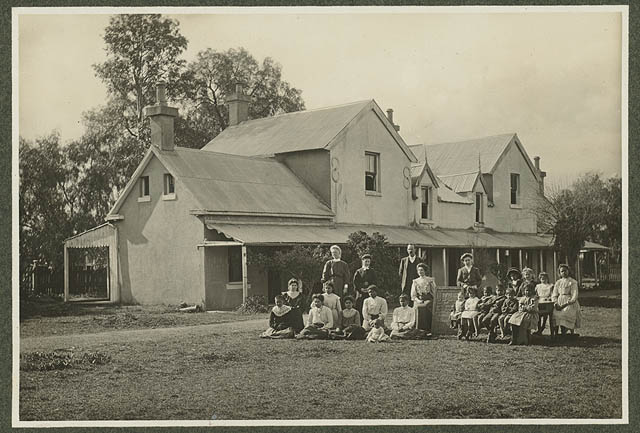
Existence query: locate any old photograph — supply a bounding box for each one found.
[14,5,627,427]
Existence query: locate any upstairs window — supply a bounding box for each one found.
[421,186,432,220]
[163,173,175,195]
[365,152,380,192]
[475,192,484,223]
[139,176,150,201]
[510,173,520,205]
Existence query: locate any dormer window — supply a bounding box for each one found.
[163,173,176,200]
[421,186,432,220]
[365,152,380,193]
[138,176,150,202]
[475,192,484,223]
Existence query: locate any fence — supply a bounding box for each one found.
[21,265,64,297]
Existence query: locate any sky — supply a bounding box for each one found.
[17,7,624,186]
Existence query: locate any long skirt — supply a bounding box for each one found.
[329,325,367,340]
[509,311,539,332]
[295,325,329,340]
[415,301,433,333]
[390,328,428,340]
[289,308,305,333]
[260,327,294,339]
[552,301,582,330]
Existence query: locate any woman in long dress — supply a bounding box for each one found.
[281,278,305,333]
[551,264,582,336]
[260,295,295,339]
[411,262,436,335]
[296,294,334,340]
[322,245,351,299]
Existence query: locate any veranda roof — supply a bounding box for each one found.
[204,222,561,249]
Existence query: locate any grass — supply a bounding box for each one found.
[19,304,622,421]
[20,296,268,338]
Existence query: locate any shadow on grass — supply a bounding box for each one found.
[579,297,621,308]
[533,335,621,348]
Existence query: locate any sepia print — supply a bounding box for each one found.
[14,6,627,427]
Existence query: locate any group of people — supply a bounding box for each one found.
[260,244,582,346]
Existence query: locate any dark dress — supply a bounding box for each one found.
[281,292,305,333]
[322,259,351,298]
[456,266,482,295]
[353,267,377,316]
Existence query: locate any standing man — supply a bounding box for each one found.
[322,245,351,298]
[399,244,420,306]
[353,253,377,316]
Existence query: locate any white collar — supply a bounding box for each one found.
[408,255,416,263]
[272,305,292,317]
[284,291,300,299]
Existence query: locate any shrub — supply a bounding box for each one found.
[236,295,270,314]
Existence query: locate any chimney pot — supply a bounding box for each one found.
[156,81,167,105]
[534,156,540,170]
[386,108,394,124]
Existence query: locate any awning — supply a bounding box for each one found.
[581,241,611,252]
[204,222,562,249]
[64,223,116,249]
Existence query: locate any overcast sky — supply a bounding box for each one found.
[17,8,624,186]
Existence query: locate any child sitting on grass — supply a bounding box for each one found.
[508,284,539,345]
[366,318,390,343]
[498,287,519,339]
[459,287,481,340]
[449,290,465,330]
[482,285,506,343]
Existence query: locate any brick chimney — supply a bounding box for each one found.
[386,108,400,132]
[227,83,251,127]
[534,156,546,194]
[144,82,178,151]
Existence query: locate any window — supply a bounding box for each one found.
[138,176,150,202]
[510,173,520,205]
[163,173,175,195]
[421,186,432,220]
[475,192,484,223]
[228,247,243,283]
[365,152,379,192]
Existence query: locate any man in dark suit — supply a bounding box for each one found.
[353,253,377,316]
[399,244,420,306]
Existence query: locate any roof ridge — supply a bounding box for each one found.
[438,170,480,177]
[171,146,278,162]
[222,99,373,128]
[423,132,515,147]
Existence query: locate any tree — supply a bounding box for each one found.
[535,172,621,267]
[180,47,305,148]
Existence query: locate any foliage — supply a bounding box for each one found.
[248,245,329,295]
[179,47,306,148]
[535,172,622,266]
[236,295,270,315]
[489,263,510,287]
[343,231,402,297]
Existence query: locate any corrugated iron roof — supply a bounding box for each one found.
[156,148,333,217]
[438,172,480,193]
[410,133,515,177]
[201,100,372,156]
[204,222,560,249]
[437,180,473,204]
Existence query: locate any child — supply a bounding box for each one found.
[459,287,481,340]
[482,285,507,343]
[390,294,419,339]
[366,318,390,343]
[316,281,341,329]
[535,272,554,335]
[498,288,519,339]
[296,294,333,340]
[260,295,294,339]
[508,284,539,345]
[329,296,366,340]
[476,286,496,331]
[449,291,465,330]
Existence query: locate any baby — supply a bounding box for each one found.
[366,318,390,343]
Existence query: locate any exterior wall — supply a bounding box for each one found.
[116,155,204,305]
[484,139,540,233]
[330,110,413,225]
[279,150,331,206]
[414,175,474,229]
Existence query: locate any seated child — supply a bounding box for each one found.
[459,287,481,340]
[482,285,506,343]
[366,318,390,343]
[329,296,366,340]
[317,281,341,329]
[534,272,554,335]
[390,294,420,339]
[498,287,519,339]
[476,286,496,330]
[449,291,465,329]
[508,284,539,345]
[296,294,333,340]
[260,295,295,339]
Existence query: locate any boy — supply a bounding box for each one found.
[482,285,507,342]
[498,287,519,339]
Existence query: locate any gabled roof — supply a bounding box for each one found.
[202,99,417,162]
[108,146,334,219]
[410,162,439,188]
[409,133,540,181]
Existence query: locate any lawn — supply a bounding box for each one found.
[19,303,622,421]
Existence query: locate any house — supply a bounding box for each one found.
[63,83,608,307]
